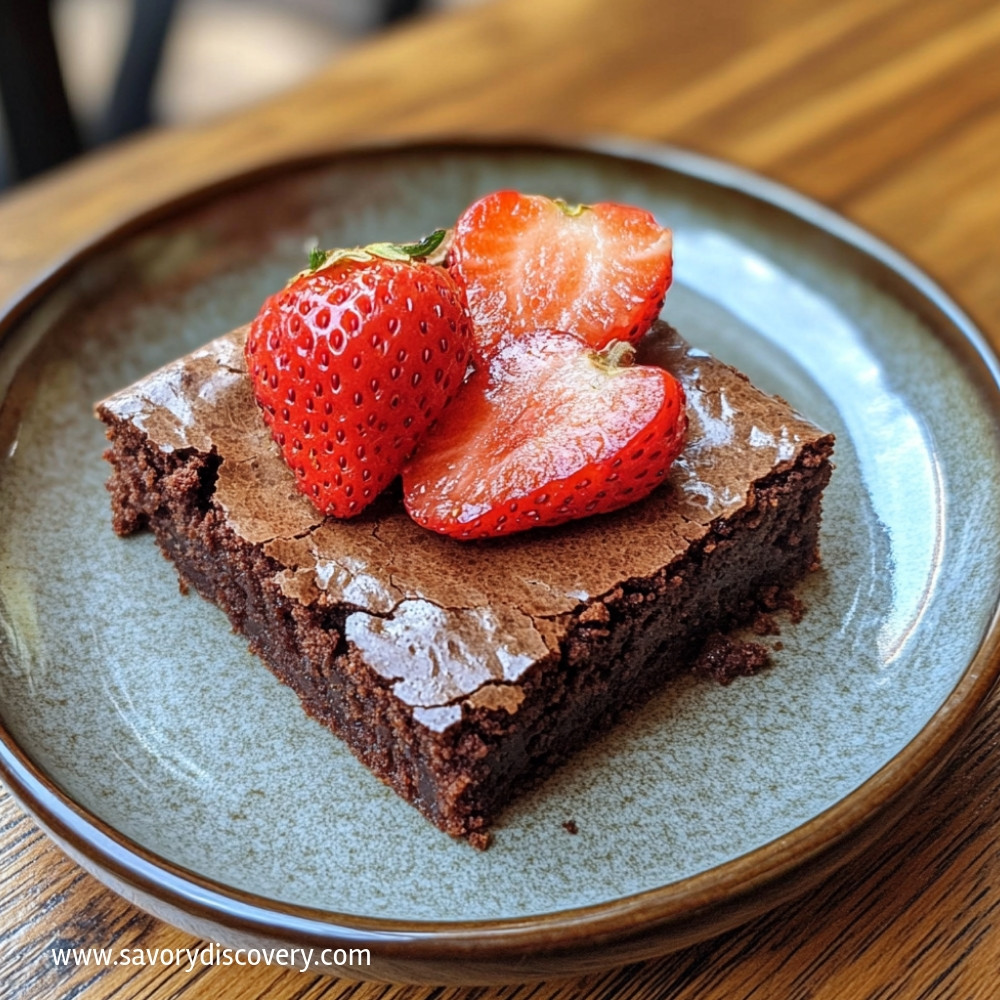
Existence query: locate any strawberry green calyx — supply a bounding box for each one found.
[389,228,449,260]
[295,229,449,283]
[309,229,446,271]
[307,246,328,271]
[591,339,636,373]
[553,198,590,218]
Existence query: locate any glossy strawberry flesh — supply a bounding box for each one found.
[245,258,471,518]
[403,330,687,539]
[448,190,673,358]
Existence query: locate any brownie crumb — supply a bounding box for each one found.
[773,641,784,651]
[751,612,780,636]
[692,634,770,686]
[758,584,806,622]
[562,820,579,835]
[468,831,492,851]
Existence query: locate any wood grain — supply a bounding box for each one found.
[3,0,1000,997]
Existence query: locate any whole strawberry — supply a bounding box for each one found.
[448,191,673,358]
[403,329,687,539]
[245,232,472,517]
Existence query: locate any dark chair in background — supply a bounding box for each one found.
[0,0,423,189]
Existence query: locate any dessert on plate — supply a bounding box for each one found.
[97,191,833,847]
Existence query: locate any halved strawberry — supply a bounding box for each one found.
[244,232,472,518]
[402,329,687,539]
[447,191,672,358]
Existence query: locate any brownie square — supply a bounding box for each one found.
[97,322,833,847]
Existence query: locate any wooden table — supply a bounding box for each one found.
[3,0,1000,995]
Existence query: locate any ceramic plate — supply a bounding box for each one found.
[2,141,1000,984]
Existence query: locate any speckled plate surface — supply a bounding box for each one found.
[2,141,1000,984]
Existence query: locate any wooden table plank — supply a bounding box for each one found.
[3,0,1000,997]
[847,101,1000,331]
[705,0,1000,165]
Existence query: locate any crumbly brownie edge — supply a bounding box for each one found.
[99,407,832,846]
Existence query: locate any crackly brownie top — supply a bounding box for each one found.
[99,323,828,729]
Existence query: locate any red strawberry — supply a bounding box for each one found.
[403,330,687,539]
[447,191,672,358]
[244,232,472,518]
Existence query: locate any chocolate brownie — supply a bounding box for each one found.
[97,322,833,847]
